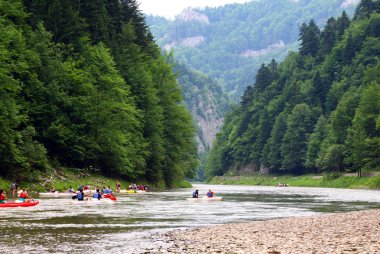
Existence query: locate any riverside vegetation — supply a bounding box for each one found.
[205,0,380,183]
[0,0,198,188]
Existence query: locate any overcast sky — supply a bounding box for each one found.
[138,0,250,19]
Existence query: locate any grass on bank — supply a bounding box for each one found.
[208,174,380,189]
[0,168,191,194]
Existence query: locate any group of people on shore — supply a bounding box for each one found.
[192,189,214,198]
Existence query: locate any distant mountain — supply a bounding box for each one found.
[146,0,359,100]
[173,62,229,153]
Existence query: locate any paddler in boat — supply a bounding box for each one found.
[207,189,214,198]
[75,188,85,201]
[50,187,57,193]
[19,189,32,202]
[66,186,74,193]
[192,189,199,198]
[93,188,102,200]
[0,190,8,203]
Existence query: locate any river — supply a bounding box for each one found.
[1,184,380,253]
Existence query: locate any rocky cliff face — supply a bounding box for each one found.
[192,92,225,153]
[174,63,229,153]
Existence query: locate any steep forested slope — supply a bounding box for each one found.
[0,0,198,187]
[147,0,358,100]
[206,0,380,178]
[173,62,229,153]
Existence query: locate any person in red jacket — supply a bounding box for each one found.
[19,189,32,202]
[0,190,8,203]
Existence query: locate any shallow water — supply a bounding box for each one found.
[1,184,380,253]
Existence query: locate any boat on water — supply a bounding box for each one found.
[71,198,116,204]
[119,189,146,194]
[0,200,40,208]
[187,196,223,201]
[39,190,91,198]
[102,193,117,201]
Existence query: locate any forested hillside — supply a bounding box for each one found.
[147,0,358,100]
[0,0,198,187]
[206,0,380,178]
[173,62,230,180]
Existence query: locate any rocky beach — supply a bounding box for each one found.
[146,209,380,253]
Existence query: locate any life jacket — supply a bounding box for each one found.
[93,193,101,199]
[77,192,84,200]
[192,191,197,198]
[207,192,213,197]
[20,192,26,198]
[0,194,5,200]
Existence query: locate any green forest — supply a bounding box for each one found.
[206,0,380,178]
[0,0,198,187]
[147,0,358,100]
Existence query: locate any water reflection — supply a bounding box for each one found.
[1,184,380,253]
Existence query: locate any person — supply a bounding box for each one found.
[102,186,108,194]
[107,186,113,194]
[207,189,214,198]
[66,186,74,193]
[76,189,85,201]
[19,189,32,202]
[10,181,17,198]
[0,190,8,203]
[192,189,199,198]
[50,187,56,193]
[93,189,102,200]
[116,181,121,193]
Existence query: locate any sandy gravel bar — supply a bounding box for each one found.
[146,209,380,253]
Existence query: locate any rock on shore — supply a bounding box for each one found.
[146,209,380,253]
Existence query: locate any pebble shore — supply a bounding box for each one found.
[145,209,380,254]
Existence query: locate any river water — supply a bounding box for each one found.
[1,184,380,253]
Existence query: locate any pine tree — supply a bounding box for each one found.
[305,116,328,169]
[267,113,287,171]
[299,20,320,57]
[354,0,376,20]
[319,17,337,55]
[281,104,315,173]
[336,11,350,39]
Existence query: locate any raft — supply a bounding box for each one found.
[102,194,117,201]
[0,200,39,208]
[187,196,223,201]
[119,189,145,194]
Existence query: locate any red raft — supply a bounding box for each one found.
[102,194,117,201]
[0,200,39,208]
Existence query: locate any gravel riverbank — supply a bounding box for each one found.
[145,209,380,253]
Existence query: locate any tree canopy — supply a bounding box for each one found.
[206,0,380,178]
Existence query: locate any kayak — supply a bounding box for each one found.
[102,194,117,201]
[0,200,39,208]
[119,190,145,194]
[187,196,223,201]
